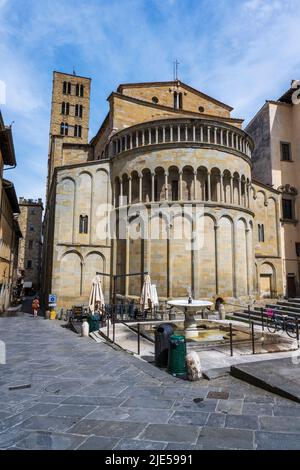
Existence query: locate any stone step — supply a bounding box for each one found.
[253,305,300,317]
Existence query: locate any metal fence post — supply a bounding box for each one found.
[296,318,299,347]
[229,323,233,357]
[251,321,255,354]
[248,305,251,327]
[107,308,110,339]
[137,323,141,355]
[261,307,264,332]
[112,309,115,344]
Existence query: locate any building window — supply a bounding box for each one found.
[67,82,71,94]
[28,240,33,250]
[74,125,82,138]
[258,224,265,242]
[171,180,179,201]
[296,243,300,257]
[60,122,69,136]
[178,92,183,109]
[173,91,178,109]
[63,81,71,94]
[61,102,70,115]
[75,104,83,118]
[80,85,84,97]
[174,91,183,109]
[76,84,80,96]
[27,260,32,269]
[29,224,34,232]
[280,142,292,161]
[63,81,67,94]
[79,215,88,234]
[152,96,159,104]
[282,198,293,220]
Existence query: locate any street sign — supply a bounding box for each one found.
[49,303,57,307]
[49,294,57,304]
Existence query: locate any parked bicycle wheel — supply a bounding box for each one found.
[286,319,298,338]
[266,317,277,333]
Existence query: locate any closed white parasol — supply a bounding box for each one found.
[140,274,153,310]
[89,275,105,313]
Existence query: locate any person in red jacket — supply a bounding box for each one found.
[32,298,40,319]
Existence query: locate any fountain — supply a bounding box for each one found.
[167,288,213,339]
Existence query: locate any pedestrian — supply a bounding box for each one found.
[32,297,40,319]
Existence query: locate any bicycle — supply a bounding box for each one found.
[266,312,298,338]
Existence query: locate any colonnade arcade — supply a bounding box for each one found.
[114,165,251,208]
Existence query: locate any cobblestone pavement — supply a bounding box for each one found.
[0,314,300,450]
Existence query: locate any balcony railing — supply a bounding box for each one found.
[104,118,253,160]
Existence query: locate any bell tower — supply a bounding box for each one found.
[46,71,91,195]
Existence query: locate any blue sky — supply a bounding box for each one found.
[1,0,300,202]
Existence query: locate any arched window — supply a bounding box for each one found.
[61,102,66,114]
[60,122,69,136]
[63,82,67,94]
[75,104,79,117]
[74,125,82,138]
[173,91,178,109]
[79,105,83,118]
[80,85,84,97]
[76,84,80,96]
[79,215,88,234]
[258,224,265,242]
[178,92,183,109]
[171,180,179,201]
[67,82,71,95]
[66,103,69,115]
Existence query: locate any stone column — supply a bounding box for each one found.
[179,171,183,201]
[233,221,238,297]
[120,179,123,206]
[135,132,138,147]
[245,227,251,295]
[139,174,143,202]
[148,128,151,145]
[151,173,155,202]
[215,224,220,295]
[155,127,158,143]
[170,125,173,141]
[177,125,180,141]
[208,126,211,143]
[165,172,169,201]
[238,178,242,205]
[226,130,229,147]
[207,172,211,201]
[220,174,224,202]
[192,125,196,141]
[193,171,197,200]
[200,126,203,142]
[142,130,145,146]
[128,177,132,205]
[130,134,133,149]
[214,127,217,144]
[230,177,233,204]
[162,126,166,143]
[185,125,188,141]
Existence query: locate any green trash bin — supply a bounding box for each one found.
[87,314,100,333]
[168,334,187,377]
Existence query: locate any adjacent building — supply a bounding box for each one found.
[42,72,283,310]
[18,198,43,294]
[247,80,300,297]
[0,112,22,312]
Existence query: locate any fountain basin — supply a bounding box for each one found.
[168,299,213,338]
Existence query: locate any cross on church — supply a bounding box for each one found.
[173,59,179,81]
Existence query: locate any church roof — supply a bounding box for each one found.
[117,80,233,111]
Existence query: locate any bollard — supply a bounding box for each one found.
[251,322,255,354]
[107,309,110,339]
[261,307,264,332]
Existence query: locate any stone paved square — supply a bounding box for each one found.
[1,315,300,450]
